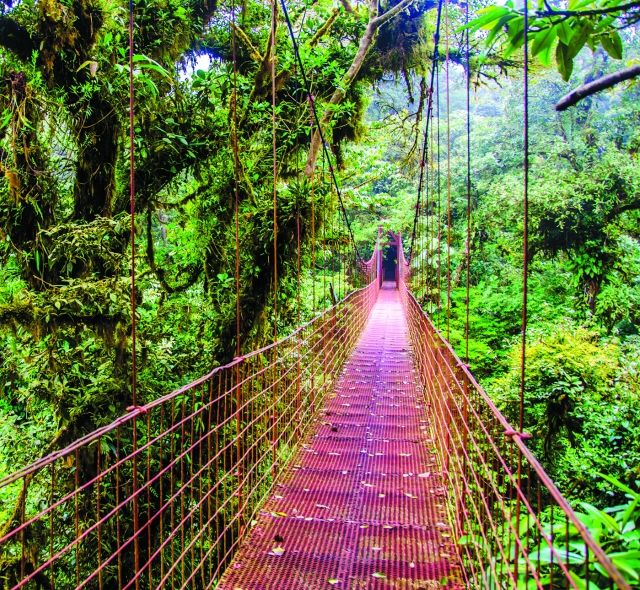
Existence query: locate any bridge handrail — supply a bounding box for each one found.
[397,234,629,590]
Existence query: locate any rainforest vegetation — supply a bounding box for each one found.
[0,0,639,581]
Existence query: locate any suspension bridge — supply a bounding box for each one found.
[0,234,630,589]
[0,0,633,584]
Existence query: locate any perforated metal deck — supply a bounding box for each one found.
[217,284,463,589]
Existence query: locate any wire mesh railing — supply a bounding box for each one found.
[0,247,381,590]
[397,236,630,590]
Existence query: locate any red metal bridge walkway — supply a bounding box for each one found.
[218,283,461,589]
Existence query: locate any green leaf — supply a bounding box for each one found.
[578,501,620,533]
[556,42,574,81]
[531,26,558,67]
[568,572,589,590]
[486,14,519,47]
[601,32,623,59]
[567,24,591,59]
[598,473,640,499]
[531,546,584,565]
[556,21,574,45]
[465,6,510,33]
[609,551,640,580]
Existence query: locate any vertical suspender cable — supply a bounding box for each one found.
[127,0,140,584]
[429,101,435,315]
[436,63,442,328]
[464,0,472,364]
[270,0,279,480]
[322,152,327,307]
[232,0,241,358]
[231,0,245,530]
[128,0,137,408]
[514,3,530,580]
[271,0,278,342]
[445,0,451,341]
[310,100,317,312]
[279,0,362,263]
[520,0,530,434]
[407,0,443,263]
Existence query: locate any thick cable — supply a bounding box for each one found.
[271,0,278,342]
[407,0,444,262]
[279,0,362,263]
[436,62,442,328]
[465,0,472,364]
[520,0,530,434]
[445,0,451,341]
[310,103,316,312]
[429,99,435,315]
[232,0,241,358]
[127,0,140,584]
[128,0,137,408]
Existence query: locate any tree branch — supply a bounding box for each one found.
[145,209,203,294]
[372,0,415,27]
[231,23,263,62]
[535,1,640,18]
[607,199,640,222]
[309,8,340,47]
[338,0,355,13]
[555,64,640,111]
[304,0,417,176]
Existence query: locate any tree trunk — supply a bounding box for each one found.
[304,0,416,177]
[73,94,119,220]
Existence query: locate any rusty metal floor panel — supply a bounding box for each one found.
[217,284,463,589]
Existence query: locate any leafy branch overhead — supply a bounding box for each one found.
[467,0,639,81]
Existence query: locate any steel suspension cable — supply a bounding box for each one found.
[436,62,442,328]
[464,0,472,364]
[128,0,137,410]
[310,102,317,312]
[231,0,242,358]
[520,0,530,435]
[445,0,451,341]
[429,99,436,315]
[127,0,141,584]
[271,0,278,342]
[407,0,444,263]
[279,0,362,263]
[514,7,531,581]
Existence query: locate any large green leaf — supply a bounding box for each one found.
[531,26,558,66]
[466,6,511,32]
[600,32,623,59]
[556,42,574,81]
[567,23,592,59]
